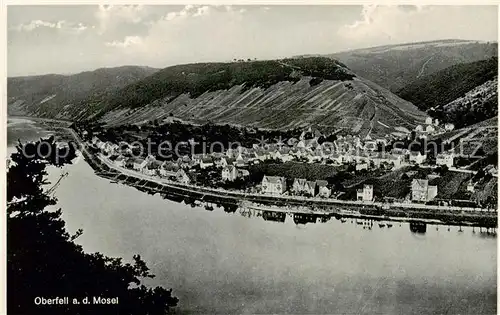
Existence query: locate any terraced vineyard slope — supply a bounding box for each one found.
[95,57,427,137]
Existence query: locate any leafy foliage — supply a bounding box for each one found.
[7,137,178,314]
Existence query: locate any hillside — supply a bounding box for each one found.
[395,57,498,128]
[7,66,158,119]
[91,57,427,137]
[329,39,497,92]
[428,77,497,128]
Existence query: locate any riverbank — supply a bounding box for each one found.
[68,126,497,228]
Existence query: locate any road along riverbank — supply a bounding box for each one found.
[63,127,497,229]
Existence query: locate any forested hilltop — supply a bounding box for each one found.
[329,40,497,92]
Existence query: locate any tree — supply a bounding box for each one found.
[7,137,178,314]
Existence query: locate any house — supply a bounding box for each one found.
[356,162,369,171]
[444,123,455,131]
[292,178,307,195]
[409,151,426,164]
[200,157,214,169]
[316,180,330,198]
[133,158,147,171]
[113,155,126,167]
[226,148,236,159]
[425,117,433,125]
[277,149,293,162]
[296,140,306,149]
[436,152,454,168]
[411,179,438,202]
[254,151,269,162]
[159,161,179,176]
[329,153,343,165]
[176,169,191,184]
[103,142,119,155]
[467,180,476,192]
[144,160,162,176]
[304,181,317,196]
[261,176,287,195]
[235,154,249,167]
[425,125,436,133]
[222,165,238,181]
[387,154,405,168]
[415,125,424,132]
[484,165,498,176]
[356,185,373,201]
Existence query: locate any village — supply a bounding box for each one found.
[81,116,497,209]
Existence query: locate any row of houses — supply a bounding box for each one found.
[260,174,441,203]
[260,176,332,198]
[416,118,455,135]
[92,133,455,176]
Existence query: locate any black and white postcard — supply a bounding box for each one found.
[3,3,498,314]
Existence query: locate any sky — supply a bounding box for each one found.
[7,5,499,77]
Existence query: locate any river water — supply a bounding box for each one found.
[6,118,497,314]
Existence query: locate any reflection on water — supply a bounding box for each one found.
[7,120,498,315]
[155,188,498,239]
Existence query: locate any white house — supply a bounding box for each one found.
[444,123,455,131]
[133,158,147,171]
[113,155,126,167]
[316,180,331,198]
[436,152,454,168]
[329,153,343,165]
[222,165,238,181]
[415,125,424,132]
[143,160,162,176]
[356,162,369,171]
[425,117,433,125]
[411,179,438,202]
[261,176,287,195]
[388,154,405,168]
[425,125,436,133]
[176,169,191,184]
[356,185,373,201]
[467,180,476,192]
[409,151,427,165]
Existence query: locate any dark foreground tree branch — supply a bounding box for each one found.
[7,136,178,315]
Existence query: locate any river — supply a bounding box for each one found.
[6,118,497,314]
